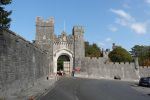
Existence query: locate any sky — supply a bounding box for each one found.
[6,0,150,50]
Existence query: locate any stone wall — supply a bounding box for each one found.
[0,29,49,96]
[53,42,74,53]
[80,57,139,81]
[139,66,150,77]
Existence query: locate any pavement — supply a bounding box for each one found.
[38,77,150,100]
[74,72,139,82]
[1,75,62,100]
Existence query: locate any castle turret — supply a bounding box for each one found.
[72,26,85,68]
[35,17,54,50]
[35,17,54,74]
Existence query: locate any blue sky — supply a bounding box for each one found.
[6,0,150,50]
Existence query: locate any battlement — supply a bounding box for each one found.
[139,66,150,77]
[53,41,73,45]
[110,62,133,65]
[53,41,74,55]
[140,66,150,68]
[36,17,54,26]
[83,57,134,65]
[73,26,84,33]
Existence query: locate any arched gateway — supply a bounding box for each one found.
[35,17,85,76]
[53,49,73,75]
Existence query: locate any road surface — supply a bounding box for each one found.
[38,77,150,100]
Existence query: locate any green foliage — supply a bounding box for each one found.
[57,60,63,71]
[57,55,70,71]
[109,47,132,62]
[0,0,12,29]
[131,45,150,66]
[85,41,102,57]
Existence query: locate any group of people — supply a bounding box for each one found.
[56,70,75,76]
[57,70,65,76]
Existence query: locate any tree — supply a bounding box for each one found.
[0,0,12,29]
[131,45,150,66]
[91,43,101,57]
[108,47,132,62]
[85,41,102,57]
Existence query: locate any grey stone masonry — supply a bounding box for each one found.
[35,17,54,74]
[80,57,139,81]
[139,66,150,77]
[72,26,85,68]
[0,28,49,97]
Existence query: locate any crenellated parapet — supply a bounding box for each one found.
[83,57,134,65]
[139,66,150,77]
[53,31,74,43]
[73,26,84,35]
[36,17,54,27]
[53,41,74,54]
[53,41,73,45]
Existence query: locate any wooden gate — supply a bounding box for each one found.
[63,61,71,75]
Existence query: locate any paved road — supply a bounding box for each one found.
[38,77,150,100]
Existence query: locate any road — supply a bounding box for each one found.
[38,77,150,100]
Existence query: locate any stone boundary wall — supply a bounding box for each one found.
[81,57,139,81]
[139,66,150,77]
[0,29,49,97]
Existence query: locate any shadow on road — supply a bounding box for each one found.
[129,83,139,87]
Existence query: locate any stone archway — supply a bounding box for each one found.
[53,49,73,75]
[57,55,70,71]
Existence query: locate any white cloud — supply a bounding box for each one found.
[130,23,147,34]
[115,18,129,26]
[111,9,134,21]
[111,9,147,34]
[109,26,118,32]
[105,38,112,42]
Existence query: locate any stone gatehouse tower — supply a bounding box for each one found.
[35,17,85,74]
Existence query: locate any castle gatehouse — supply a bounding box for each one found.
[35,17,85,75]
